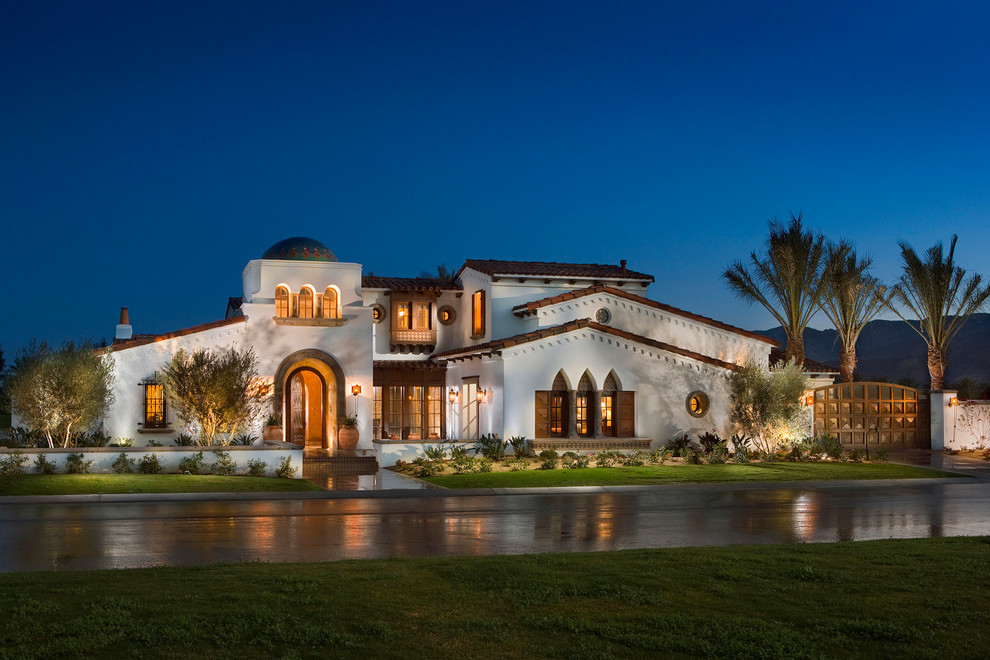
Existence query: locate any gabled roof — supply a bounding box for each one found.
[459,259,654,282]
[361,276,461,291]
[108,316,246,352]
[432,318,740,371]
[769,347,839,375]
[512,285,778,346]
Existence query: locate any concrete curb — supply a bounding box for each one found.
[0,475,977,505]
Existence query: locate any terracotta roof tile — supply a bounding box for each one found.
[362,276,461,291]
[373,360,445,370]
[512,286,778,345]
[107,316,246,352]
[459,259,654,282]
[433,318,740,371]
[769,347,839,374]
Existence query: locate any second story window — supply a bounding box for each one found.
[471,290,485,337]
[397,303,412,329]
[416,303,431,330]
[298,288,314,318]
[275,286,290,318]
[322,287,339,319]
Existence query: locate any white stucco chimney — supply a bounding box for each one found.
[115,307,132,341]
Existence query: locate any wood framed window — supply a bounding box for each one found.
[275,286,290,318]
[415,302,431,330]
[427,386,442,439]
[407,386,424,438]
[387,386,403,438]
[144,383,167,429]
[396,302,412,330]
[373,386,383,440]
[322,287,339,319]
[471,290,485,338]
[298,287,314,318]
[600,393,615,436]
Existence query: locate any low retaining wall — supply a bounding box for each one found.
[373,440,478,467]
[0,443,304,478]
[946,400,990,450]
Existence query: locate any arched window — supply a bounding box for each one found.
[275,286,290,318]
[601,371,619,436]
[576,372,596,437]
[298,287,314,319]
[322,287,339,319]
[550,371,569,437]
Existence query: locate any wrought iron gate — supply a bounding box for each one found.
[812,382,930,449]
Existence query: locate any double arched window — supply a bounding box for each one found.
[322,287,339,319]
[275,286,290,318]
[535,368,633,438]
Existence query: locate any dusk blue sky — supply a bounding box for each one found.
[3,1,989,356]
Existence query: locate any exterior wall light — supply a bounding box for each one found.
[949,396,959,407]
[449,388,459,403]
[477,388,487,403]
[351,384,362,396]
[804,394,815,406]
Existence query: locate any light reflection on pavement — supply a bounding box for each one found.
[1,480,989,573]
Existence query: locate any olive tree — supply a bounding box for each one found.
[5,341,115,448]
[159,346,268,446]
[728,359,808,453]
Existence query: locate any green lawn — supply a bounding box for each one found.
[421,461,956,488]
[0,537,987,658]
[0,473,323,496]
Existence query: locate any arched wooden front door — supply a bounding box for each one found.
[286,367,326,448]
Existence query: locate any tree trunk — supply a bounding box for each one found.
[839,344,857,383]
[784,332,805,367]
[928,344,946,390]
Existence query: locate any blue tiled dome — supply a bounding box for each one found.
[262,237,337,262]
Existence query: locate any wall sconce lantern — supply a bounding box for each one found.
[477,388,488,403]
[448,388,459,404]
[351,384,362,397]
[804,394,815,406]
[949,396,959,407]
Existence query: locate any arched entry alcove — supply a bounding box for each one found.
[273,350,347,450]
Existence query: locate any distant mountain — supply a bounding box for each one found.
[755,313,990,386]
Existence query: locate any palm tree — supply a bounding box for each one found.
[723,213,829,366]
[818,242,888,382]
[885,235,990,390]
[418,264,456,283]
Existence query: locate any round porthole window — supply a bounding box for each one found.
[438,305,456,325]
[372,304,386,324]
[687,391,710,417]
[595,307,611,324]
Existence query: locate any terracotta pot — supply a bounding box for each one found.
[338,425,359,450]
[262,425,282,442]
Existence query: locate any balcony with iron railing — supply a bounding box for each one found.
[391,328,437,344]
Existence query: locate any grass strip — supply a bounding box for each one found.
[0,537,987,658]
[421,461,957,488]
[0,473,323,496]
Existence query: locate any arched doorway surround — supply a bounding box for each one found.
[273,350,347,450]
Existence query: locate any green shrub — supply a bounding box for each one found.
[34,453,57,474]
[871,447,889,463]
[210,450,237,476]
[849,448,866,463]
[138,453,163,474]
[732,449,750,464]
[78,430,112,447]
[476,434,507,461]
[817,433,844,460]
[0,451,29,474]
[561,453,575,468]
[647,447,671,464]
[508,457,529,471]
[475,457,494,473]
[246,459,267,477]
[423,444,448,462]
[624,450,646,467]
[509,436,528,458]
[65,452,93,474]
[668,435,692,451]
[230,434,257,446]
[178,451,205,474]
[451,454,474,474]
[7,427,45,449]
[731,433,753,453]
[680,447,700,465]
[412,457,441,477]
[274,456,296,478]
[707,445,729,464]
[697,432,723,454]
[111,453,135,474]
[572,454,590,468]
[173,434,195,447]
[146,439,163,447]
[539,449,559,470]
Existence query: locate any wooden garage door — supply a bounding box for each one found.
[812,382,930,449]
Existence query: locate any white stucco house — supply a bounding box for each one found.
[102,237,779,465]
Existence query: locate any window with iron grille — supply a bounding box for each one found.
[144,383,167,429]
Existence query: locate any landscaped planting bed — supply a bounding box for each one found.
[0,537,987,658]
